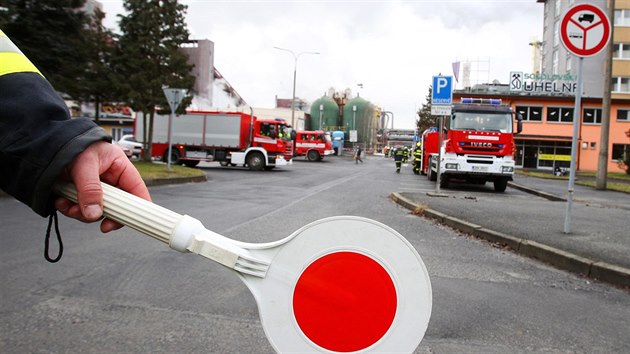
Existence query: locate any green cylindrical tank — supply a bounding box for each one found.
[343,95,373,144]
[310,95,340,131]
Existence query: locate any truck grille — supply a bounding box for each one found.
[466,155,494,164]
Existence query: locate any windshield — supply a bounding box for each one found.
[278,124,292,141]
[450,112,513,133]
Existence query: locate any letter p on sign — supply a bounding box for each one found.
[431,75,453,105]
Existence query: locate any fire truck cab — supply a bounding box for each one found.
[423,98,523,192]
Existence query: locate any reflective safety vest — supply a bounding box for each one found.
[413,148,422,161]
[0,29,42,77]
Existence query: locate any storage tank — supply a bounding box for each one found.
[343,95,373,144]
[309,95,340,131]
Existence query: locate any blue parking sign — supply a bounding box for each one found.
[431,76,453,105]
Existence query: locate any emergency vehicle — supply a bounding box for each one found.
[135,110,293,171]
[293,130,335,161]
[422,98,523,192]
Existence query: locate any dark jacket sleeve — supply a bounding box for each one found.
[0,72,111,217]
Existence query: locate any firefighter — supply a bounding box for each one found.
[402,145,409,163]
[413,142,423,175]
[394,146,405,173]
[383,146,389,158]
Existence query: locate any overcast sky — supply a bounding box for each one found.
[100,0,543,129]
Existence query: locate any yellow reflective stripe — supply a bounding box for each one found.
[0,30,42,76]
[0,52,41,76]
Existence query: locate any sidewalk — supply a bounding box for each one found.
[391,174,630,288]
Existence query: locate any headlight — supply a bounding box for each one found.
[445,163,458,170]
[502,166,514,173]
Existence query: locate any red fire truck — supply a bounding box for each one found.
[293,130,335,161]
[422,98,522,192]
[135,110,293,170]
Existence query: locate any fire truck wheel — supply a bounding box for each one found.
[219,161,229,167]
[162,148,180,165]
[247,152,265,171]
[439,175,449,188]
[428,169,437,181]
[183,160,200,168]
[307,150,320,162]
[494,178,508,192]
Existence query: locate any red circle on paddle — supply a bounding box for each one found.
[292,251,398,352]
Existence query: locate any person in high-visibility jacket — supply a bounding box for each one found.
[402,145,409,163]
[393,146,405,173]
[413,142,423,175]
[0,30,150,247]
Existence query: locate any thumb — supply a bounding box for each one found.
[69,147,104,221]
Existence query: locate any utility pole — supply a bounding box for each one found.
[596,0,615,189]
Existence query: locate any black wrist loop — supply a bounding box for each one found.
[44,211,63,263]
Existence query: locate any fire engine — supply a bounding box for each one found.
[135,110,293,171]
[293,130,335,161]
[422,98,523,192]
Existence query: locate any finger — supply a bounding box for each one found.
[68,148,104,222]
[100,218,123,233]
[101,151,151,202]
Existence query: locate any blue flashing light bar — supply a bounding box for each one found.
[461,98,502,105]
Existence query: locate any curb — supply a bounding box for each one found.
[143,174,207,187]
[508,182,565,202]
[390,192,630,289]
[0,175,208,198]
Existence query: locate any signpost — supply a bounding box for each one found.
[560,3,610,233]
[431,76,453,194]
[162,87,188,170]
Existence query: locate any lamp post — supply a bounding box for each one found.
[319,104,324,130]
[274,47,319,128]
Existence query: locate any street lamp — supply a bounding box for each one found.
[274,46,319,128]
[319,104,324,130]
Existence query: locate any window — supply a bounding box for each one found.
[552,50,559,74]
[612,43,630,59]
[547,107,574,123]
[612,144,630,162]
[515,106,543,121]
[617,109,630,121]
[566,56,572,72]
[553,21,560,47]
[583,108,602,124]
[612,77,630,92]
[614,9,630,26]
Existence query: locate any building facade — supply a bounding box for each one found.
[538,0,630,101]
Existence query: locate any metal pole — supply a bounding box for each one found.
[291,60,297,128]
[435,115,444,193]
[319,104,323,130]
[167,111,173,170]
[564,57,583,234]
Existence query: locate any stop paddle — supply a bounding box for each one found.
[55,182,432,352]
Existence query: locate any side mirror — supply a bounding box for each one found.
[515,113,523,134]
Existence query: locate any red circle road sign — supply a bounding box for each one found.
[560,3,611,57]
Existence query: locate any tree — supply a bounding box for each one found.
[116,0,195,162]
[416,86,436,134]
[2,0,89,99]
[77,7,120,123]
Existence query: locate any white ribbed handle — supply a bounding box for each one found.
[54,182,270,277]
[54,182,183,245]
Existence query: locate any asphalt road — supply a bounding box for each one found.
[1,155,629,353]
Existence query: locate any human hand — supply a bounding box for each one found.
[54,141,151,232]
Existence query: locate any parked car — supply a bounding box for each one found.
[116,134,142,158]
